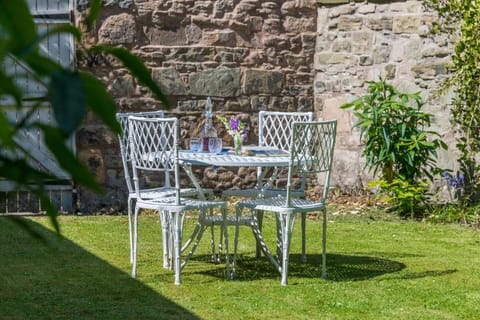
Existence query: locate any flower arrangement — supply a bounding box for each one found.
[217,115,247,155]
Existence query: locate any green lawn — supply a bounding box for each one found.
[1,212,479,319]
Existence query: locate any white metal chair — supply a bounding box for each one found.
[221,111,314,258]
[231,120,337,285]
[117,111,212,267]
[128,116,228,284]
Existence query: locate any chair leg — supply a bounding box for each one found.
[160,210,171,269]
[173,210,183,285]
[322,208,327,279]
[222,206,230,278]
[276,213,282,259]
[301,212,307,263]
[231,206,242,279]
[131,206,140,278]
[280,212,294,286]
[208,208,218,263]
[255,210,264,258]
[128,197,133,264]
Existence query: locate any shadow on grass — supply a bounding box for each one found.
[0,217,198,320]
[196,252,406,282]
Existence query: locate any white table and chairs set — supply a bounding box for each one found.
[117,110,337,285]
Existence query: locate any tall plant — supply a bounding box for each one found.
[341,79,447,216]
[0,0,169,234]
[423,0,480,206]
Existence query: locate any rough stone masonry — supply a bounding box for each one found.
[75,0,454,213]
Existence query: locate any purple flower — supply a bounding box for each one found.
[241,129,247,142]
[443,171,464,189]
[229,117,240,132]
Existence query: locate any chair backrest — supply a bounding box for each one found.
[128,116,180,201]
[258,111,314,151]
[116,110,165,193]
[286,120,337,205]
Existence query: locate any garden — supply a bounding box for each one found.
[1,1,480,319]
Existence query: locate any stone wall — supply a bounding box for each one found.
[75,0,318,212]
[74,0,455,213]
[314,0,455,192]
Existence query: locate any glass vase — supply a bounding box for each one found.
[233,135,243,155]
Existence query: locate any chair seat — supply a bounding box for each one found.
[237,196,325,213]
[222,188,305,199]
[137,196,226,211]
[131,187,213,200]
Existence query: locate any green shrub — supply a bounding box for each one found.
[341,79,447,216]
[369,177,430,219]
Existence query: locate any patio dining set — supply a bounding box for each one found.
[116,110,337,286]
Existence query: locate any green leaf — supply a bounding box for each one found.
[85,0,102,32]
[91,45,170,108]
[48,70,86,136]
[0,157,56,185]
[36,24,82,44]
[25,51,63,77]
[0,70,22,105]
[35,190,61,234]
[79,71,121,134]
[0,0,36,54]
[38,124,103,194]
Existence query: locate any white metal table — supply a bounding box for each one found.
[178,146,291,199]
[178,146,292,262]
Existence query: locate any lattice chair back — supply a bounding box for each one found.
[286,120,337,205]
[116,110,165,193]
[259,111,314,151]
[128,116,180,202]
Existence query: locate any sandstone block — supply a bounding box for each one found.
[406,1,421,13]
[384,64,396,79]
[243,69,283,94]
[390,2,405,12]
[359,55,373,66]
[109,74,134,97]
[328,5,355,18]
[337,16,363,31]
[412,62,448,79]
[202,29,236,46]
[284,16,316,33]
[315,52,354,66]
[404,37,422,60]
[98,13,136,44]
[332,39,351,52]
[366,15,393,30]
[393,15,420,34]
[351,31,373,54]
[373,44,391,64]
[189,68,241,97]
[151,67,188,95]
[185,24,202,44]
[358,4,375,14]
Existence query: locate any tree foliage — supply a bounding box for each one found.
[0,0,169,235]
[423,0,480,206]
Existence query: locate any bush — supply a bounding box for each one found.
[341,79,447,216]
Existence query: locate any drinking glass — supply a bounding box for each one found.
[189,137,201,152]
[208,137,223,154]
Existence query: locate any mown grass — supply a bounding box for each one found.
[1,210,479,319]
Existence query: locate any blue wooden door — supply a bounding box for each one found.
[0,0,75,214]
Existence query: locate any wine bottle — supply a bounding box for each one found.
[201,97,217,152]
